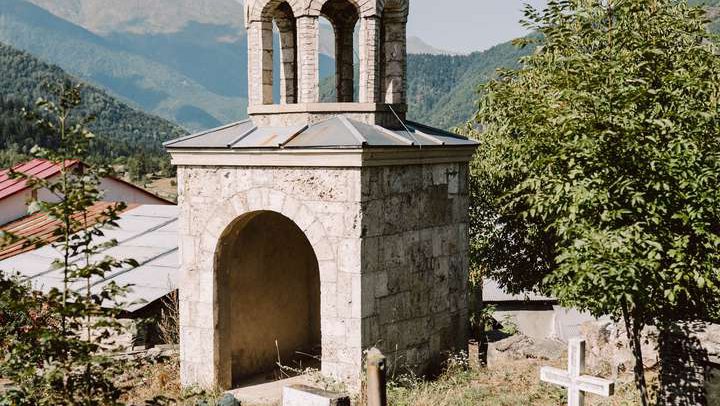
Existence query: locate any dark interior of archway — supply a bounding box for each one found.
[216,211,321,386]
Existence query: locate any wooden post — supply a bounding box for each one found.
[366,347,387,406]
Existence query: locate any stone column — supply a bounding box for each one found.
[335,23,355,102]
[247,19,274,106]
[296,15,320,103]
[276,18,298,104]
[382,17,407,105]
[359,16,381,104]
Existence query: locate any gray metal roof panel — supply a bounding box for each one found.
[164,120,256,148]
[0,204,180,314]
[163,115,478,150]
[346,119,411,146]
[233,125,306,148]
[283,117,364,148]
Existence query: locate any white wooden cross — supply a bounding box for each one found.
[540,337,615,406]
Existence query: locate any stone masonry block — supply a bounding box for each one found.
[283,385,350,406]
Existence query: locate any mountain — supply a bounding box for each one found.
[0,0,246,131]
[407,36,455,55]
[0,41,186,174]
[23,0,246,35]
[407,41,532,129]
[8,0,528,131]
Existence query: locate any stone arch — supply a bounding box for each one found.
[201,189,335,388]
[247,0,303,23]
[213,209,321,386]
[303,0,376,17]
[320,0,360,102]
[201,189,335,265]
[246,0,300,105]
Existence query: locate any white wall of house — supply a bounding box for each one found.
[0,191,32,226]
[98,177,168,206]
[0,175,169,226]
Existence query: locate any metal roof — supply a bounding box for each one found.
[0,201,137,260]
[163,116,478,150]
[0,159,78,200]
[0,204,179,313]
[0,159,173,205]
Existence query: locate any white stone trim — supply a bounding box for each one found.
[247,102,406,115]
[168,146,477,168]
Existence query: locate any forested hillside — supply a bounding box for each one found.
[0,0,246,130]
[0,42,186,175]
[320,40,532,129]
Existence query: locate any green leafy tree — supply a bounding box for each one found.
[0,85,139,405]
[470,0,720,403]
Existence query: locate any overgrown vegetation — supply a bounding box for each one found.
[386,353,643,406]
[0,42,186,178]
[469,0,720,404]
[0,85,144,404]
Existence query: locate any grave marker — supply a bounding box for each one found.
[540,337,614,406]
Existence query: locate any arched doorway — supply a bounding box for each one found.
[215,210,321,387]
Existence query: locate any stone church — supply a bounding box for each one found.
[164,0,478,390]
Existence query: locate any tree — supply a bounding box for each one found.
[470,0,720,403]
[0,85,139,405]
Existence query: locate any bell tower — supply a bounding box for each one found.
[244,0,410,127]
[167,0,478,392]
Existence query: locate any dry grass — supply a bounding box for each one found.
[387,356,650,406]
[122,355,223,405]
[142,177,178,202]
[122,352,651,405]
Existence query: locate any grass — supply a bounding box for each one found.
[122,351,649,405]
[387,355,648,406]
[122,355,224,405]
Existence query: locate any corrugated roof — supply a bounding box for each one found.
[163,116,478,150]
[0,204,179,313]
[0,201,136,260]
[0,159,79,200]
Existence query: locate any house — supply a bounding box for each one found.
[0,159,172,226]
[0,203,179,347]
[483,279,598,341]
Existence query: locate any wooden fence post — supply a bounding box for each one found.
[366,347,387,406]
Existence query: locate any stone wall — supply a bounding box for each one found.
[581,320,720,404]
[359,163,470,376]
[177,166,364,389]
[244,0,409,106]
[177,160,471,388]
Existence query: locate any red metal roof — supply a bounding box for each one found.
[0,159,79,200]
[0,201,138,260]
[0,159,173,205]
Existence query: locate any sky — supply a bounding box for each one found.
[407,0,548,54]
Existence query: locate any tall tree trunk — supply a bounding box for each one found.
[657,323,708,406]
[622,304,649,406]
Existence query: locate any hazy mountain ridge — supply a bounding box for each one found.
[24,0,246,35]
[0,41,185,171]
[8,0,531,131]
[0,0,247,130]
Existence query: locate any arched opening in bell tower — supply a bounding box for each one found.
[320,0,360,103]
[262,1,298,105]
